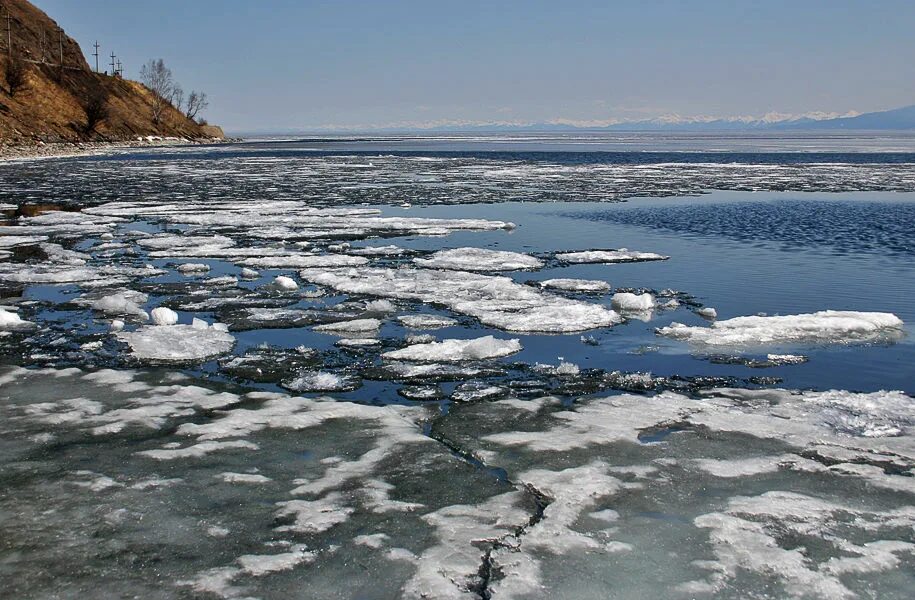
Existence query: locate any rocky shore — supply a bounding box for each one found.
[0,137,232,163]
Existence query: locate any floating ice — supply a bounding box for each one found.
[176,263,210,274]
[556,248,669,263]
[414,247,543,272]
[382,336,522,362]
[0,307,34,330]
[539,278,610,293]
[239,267,260,279]
[300,266,621,333]
[116,322,235,362]
[89,292,149,319]
[272,275,298,290]
[696,307,718,319]
[658,310,904,347]
[314,318,382,334]
[241,254,368,269]
[611,292,656,312]
[398,314,458,330]
[150,306,179,326]
[282,371,361,393]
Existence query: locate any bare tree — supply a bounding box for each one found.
[83,87,110,133]
[185,90,208,120]
[139,58,175,125]
[172,85,184,113]
[5,55,27,96]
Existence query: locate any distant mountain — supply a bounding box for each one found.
[353,104,915,134]
[774,104,915,130]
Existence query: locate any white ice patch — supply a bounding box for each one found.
[176,263,211,274]
[556,248,669,264]
[282,371,360,393]
[150,306,179,326]
[272,275,298,290]
[0,307,34,330]
[398,314,457,330]
[300,266,620,333]
[241,255,368,269]
[88,292,149,319]
[611,292,656,312]
[314,318,382,334]
[658,310,904,347]
[116,323,235,362]
[414,247,543,272]
[539,278,611,293]
[382,336,521,362]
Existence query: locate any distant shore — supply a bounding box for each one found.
[0,137,233,163]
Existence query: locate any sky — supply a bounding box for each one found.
[35,0,915,133]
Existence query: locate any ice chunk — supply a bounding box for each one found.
[282,371,361,393]
[150,306,179,326]
[348,245,407,256]
[382,335,521,362]
[272,275,298,290]
[540,278,611,293]
[414,248,543,272]
[239,267,260,279]
[611,292,656,312]
[451,381,508,402]
[0,307,34,330]
[89,292,149,319]
[658,310,904,347]
[365,299,397,313]
[314,318,382,334]
[556,248,669,263]
[241,255,368,269]
[300,266,620,333]
[116,323,235,362]
[176,263,210,274]
[398,314,457,330]
[696,307,717,319]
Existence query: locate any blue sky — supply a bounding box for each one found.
[36,0,915,133]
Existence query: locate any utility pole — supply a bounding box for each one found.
[109,51,115,76]
[93,40,100,72]
[116,58,122,77]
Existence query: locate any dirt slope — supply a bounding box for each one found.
[0,0,221,144]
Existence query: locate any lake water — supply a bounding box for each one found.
[1,135,914,599]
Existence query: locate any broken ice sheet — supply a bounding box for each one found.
[299,266,621,333]
[658,310,905,347]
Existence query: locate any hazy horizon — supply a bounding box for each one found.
[35,0,915,133]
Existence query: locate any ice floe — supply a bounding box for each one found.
[611,292,656,312]
[414,247,543,272]
[0,307,34,330]
[383,336,522,363]
[539,278,611,293]
[116,321,235,362]
[659,310,904,347]
[300,266,621,333]
[150,306,179,326]
[556,248,669,263]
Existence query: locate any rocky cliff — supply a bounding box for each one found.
[0,0,222,144]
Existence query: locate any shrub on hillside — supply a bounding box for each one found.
[83,87,110,133]
[5,55,27,96]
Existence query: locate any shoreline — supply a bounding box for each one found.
[0,137,234,164]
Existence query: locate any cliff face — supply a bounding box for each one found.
[0,0,221,143]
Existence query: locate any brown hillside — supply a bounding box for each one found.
[0,0,221,144]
